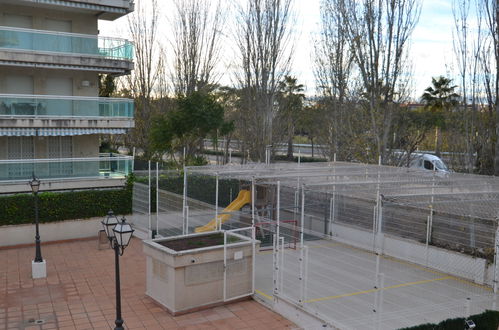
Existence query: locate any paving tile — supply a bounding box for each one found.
[0,238,296,330]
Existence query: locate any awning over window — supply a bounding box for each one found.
[0,128,127,136]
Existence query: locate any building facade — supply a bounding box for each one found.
[0,0,135,193]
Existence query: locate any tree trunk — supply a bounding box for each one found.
[434,126,441,157]
[286,121,294,160]
[494,1,499,175]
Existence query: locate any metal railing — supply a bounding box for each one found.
[0,155,133,181]
[0,26,133,60]
[0,94,134,118]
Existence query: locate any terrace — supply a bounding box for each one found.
[0,237,295,329]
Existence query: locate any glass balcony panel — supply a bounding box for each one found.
[0,155,133,181]
[0,27,133,60]
[0,95,133,118]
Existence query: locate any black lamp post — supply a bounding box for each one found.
[29,174,43,263]
[102,211,134,330]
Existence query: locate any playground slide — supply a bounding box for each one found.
[194,189,251,233]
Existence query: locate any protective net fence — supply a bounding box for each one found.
[133,162,499,329]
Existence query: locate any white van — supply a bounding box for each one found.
[409,153,450,173]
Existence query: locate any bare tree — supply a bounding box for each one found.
[452,0,487,172]
[483,0,499,175]
[235,0,294,161]
[314,0,356,160]
[171,0,224,96]
[124,0,163,159]
[341,0,421,163]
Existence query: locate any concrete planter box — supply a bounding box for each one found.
[143,232,258,315]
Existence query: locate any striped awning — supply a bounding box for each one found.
[0,128,127,136]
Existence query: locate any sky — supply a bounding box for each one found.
[99,0,459,100]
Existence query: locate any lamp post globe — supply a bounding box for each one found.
[113,217,135,253]
[29,175,40,194]
[101,210,119,242]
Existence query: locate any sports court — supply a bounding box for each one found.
[132,162,499,329]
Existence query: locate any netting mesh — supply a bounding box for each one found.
[224,228,255,301]
[134,162,499,328]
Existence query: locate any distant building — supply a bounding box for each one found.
[0,0,135,193]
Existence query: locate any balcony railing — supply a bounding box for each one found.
[0,94,134,118]
[0,26,133,60]
[0,155,133,182]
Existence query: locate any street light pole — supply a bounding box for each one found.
[114,239,124,330]
[34,188,42,262]
[102,211,134,330]
[29,174,45,279]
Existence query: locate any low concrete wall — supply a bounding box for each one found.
[0,217,102,248]
[332,222,492,286]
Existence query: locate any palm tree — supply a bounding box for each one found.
[277,76,305,160]
[421,76,460,157]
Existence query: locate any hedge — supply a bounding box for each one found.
[137,174,244,209]
[400,310,499,330]
[0,180,132,226]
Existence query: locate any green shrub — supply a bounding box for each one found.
[0,179,132,226]
[400,310,499,330]
[137,174,244,209]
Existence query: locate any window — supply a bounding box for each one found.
[7,136,33,159]
[48,136,73,177]
[48,136,72,158]
[423,160,434,170]
[7,137,34,179]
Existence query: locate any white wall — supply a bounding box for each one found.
[0,5,98,34]
[0,67,98,97]
[0,217,103,248]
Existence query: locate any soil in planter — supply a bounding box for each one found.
[159,233,242,251]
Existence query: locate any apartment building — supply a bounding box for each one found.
[0,0,135,193]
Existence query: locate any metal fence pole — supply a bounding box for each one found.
[251,226,256,294]
[494,224,499,293]
[185,206,189,235]
[182,167,187,235]
[280,236,284,294]
[300,185,305,247]
[148,160,152,239]
[215,173,220,231]
[375,273,385,330]
[299,245,309,305]
[277,181,281,240]
[223,231,227,301]
[156,162,159,238]
[251,177,256,227]
[273,234,278,296]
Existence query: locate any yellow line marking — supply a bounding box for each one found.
[255,289,273,300]
[304,276,453,303]
[308,242,342,249]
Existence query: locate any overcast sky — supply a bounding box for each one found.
[99,0,459,99]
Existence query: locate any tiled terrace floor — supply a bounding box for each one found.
[0,237,296,330]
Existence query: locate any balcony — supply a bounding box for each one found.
[0,94,134,129]
[3,0,135,21]
[0,94,133,117]
[0,154,132,182]
[0,26,134,74]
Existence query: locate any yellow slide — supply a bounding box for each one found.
[195,190,251,233]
